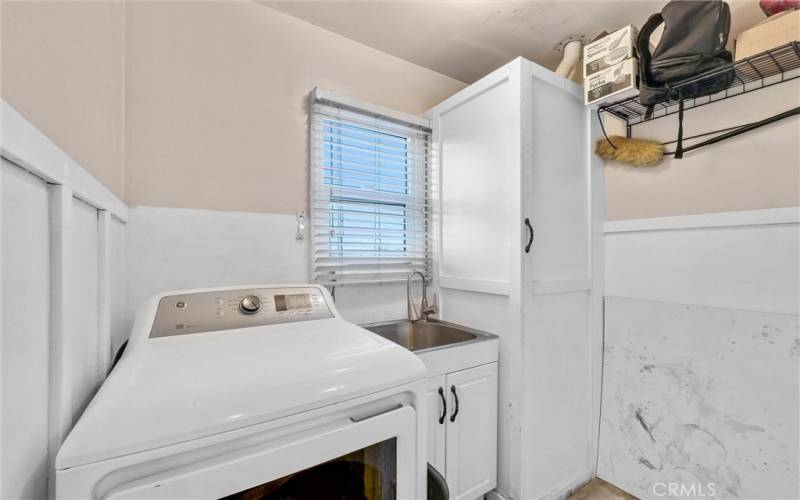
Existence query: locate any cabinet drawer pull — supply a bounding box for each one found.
[450,385,460,422]
[438,387,447,424]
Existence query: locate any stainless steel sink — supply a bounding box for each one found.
[362,319,495,352]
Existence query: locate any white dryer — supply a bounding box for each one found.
[56,284,428,499]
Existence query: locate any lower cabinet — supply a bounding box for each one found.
[427,363,498,500]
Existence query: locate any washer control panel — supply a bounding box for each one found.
[149,287,333,338]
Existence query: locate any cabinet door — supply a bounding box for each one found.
[522,64,589,282]
[518,62,596,500]
[431,64,520,297]
[445,363,498,500]
[425,375,447,474]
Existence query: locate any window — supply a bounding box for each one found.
[310,89,431,286]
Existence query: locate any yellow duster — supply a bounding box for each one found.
[595,136,664,167]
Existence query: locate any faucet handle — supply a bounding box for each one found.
[422,293,438,318]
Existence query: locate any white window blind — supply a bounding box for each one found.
[310,90,432,286]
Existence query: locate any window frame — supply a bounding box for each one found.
[309,88,432,287]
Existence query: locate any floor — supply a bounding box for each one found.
[567,478,638,500]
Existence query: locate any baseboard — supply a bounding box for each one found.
[486,470,594,500]
[542,469,594,499]
[485,490,509,500]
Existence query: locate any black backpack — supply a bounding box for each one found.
[638,0,735,157]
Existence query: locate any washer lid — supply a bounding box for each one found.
[56,317,426,469]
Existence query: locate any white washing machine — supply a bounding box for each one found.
[56,284,428,499]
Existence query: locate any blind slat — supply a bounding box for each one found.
[318,174,413,190]
[317,164,416,181]
[316,261,428,270]
[315,130,413,156]
[314,249,430,257]
[310,192,431,210]
[314,275,430,284]
[314,228,430,237]
[312,154,428,174]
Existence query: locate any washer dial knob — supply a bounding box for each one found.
[239,295,262,314]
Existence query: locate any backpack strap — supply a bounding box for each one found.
[637,12,663,82]
[675,97,685,159]
[638,12,664,120]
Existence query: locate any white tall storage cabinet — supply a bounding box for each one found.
[428,58,604,499]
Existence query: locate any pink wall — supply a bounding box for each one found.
[1,1,464,214]
[604,81,800,220]
[1,1,126,198]
[123,1,464,214]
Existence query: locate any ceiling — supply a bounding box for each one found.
[261,1,763,83]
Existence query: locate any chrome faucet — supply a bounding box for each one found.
[407,271,437,322]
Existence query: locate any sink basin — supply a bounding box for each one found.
[362,319,492,352]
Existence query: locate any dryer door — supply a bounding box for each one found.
[104,404,417,500]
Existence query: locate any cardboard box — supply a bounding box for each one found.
[584,57,639,106]
[584,25,639,77]
[735,9,800,61]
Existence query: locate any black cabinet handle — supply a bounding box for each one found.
[450,385,460,422]
[524,218,534,253]
[438,387,447,424]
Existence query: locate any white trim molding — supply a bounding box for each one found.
[604,207,800,234]
[97,210,113,375]
[0,125,4,499]
[485,490,510,500]
[0,99,127,221]
[439,276,510,296]
[46,184,74,499]
[527,278,592,296]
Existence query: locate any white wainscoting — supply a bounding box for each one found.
[125,206,307,335]
[125,205,409,333]
[0,100,128,498]
[600,208,800,499]
[605,208,800,315]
